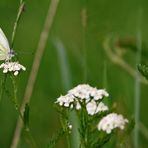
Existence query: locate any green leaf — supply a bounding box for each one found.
[138,64,148,80]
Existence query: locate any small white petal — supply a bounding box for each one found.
[86,100,97,115]
[68,124,72,129]
[95,102,108,113]
[3,69,8,73]
[14,71,19,76]
[76,102,81,110]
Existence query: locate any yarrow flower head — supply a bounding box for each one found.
[68,84,109,102]
[97,113,128,134]
[0,61,26,76]
[55,84,109,115]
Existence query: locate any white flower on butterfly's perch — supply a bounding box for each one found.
[0,61,26,76]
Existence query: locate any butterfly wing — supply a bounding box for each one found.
[0,44,9,60]
[0,28,10,60]
[0,28,10,51]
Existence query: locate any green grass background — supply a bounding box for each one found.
[0,0,148,147]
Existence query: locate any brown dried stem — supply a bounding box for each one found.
[103,36,148,85]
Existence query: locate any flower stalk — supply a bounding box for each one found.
[10,75,24,121]
[11,0,25,48]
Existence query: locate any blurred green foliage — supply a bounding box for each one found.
[0,0,148,147]
[138,64,148,80]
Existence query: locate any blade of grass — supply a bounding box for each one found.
[10,0,60,148]
[54,39,72,91]
[11,0,25,49]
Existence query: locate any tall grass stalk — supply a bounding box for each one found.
[11,0,60,147]
[54,39,72,91]
[8,0,24,117]
[10,1,38,147]
[55,39,80,148]
[133,9,142,148]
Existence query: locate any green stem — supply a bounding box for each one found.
[66,133,71,148]
[59,111,71,148]
[11,0,25,48]
[0,74,7,102]
[79,107,88,148]
[10,75,24,121]
[10,75,38,148]
[84,113,88,148]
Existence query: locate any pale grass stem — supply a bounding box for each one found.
[103,35,148,85]
[10,0,60,148]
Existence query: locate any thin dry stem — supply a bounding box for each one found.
[10,0,60,148]
[103,36,148,85]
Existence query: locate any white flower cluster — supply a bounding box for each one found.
[68,84,109,101]
[56,84,109,115]
[56,84,128,134]
[97,113,128,134]
[0,61,26,76]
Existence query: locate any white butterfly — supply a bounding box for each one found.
[0,28,12,61]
